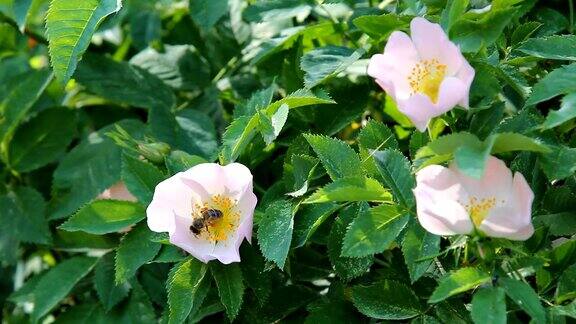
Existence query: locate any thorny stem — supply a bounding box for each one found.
[212,56,241,83]
[435,258,446,275]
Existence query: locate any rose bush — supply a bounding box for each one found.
[1,0,576,323]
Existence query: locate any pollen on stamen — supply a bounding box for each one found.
[407,59,447,103]
[465,197,499,228]
[191,194,241,243]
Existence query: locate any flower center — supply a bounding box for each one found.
[464,197,496,228]
[193,194,240,243]
[407,59,447,103]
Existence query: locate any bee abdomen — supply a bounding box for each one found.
[205,209,223,219]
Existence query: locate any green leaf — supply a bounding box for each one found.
[130,10,161,49]
[46,0,121,84]
[165,151,207,174]
[551,301,576,319]
[373,149,415,208]
[189,0,228,30]
[13,0,32,30]
[490,132,550,154]
[351,280,422,320]
[500,277,546,323]
[450,8,515,53]
[416,132,480,159]
[358,120,398,151]
[401,221,440,283]
[167,258,208,324]
[31,256,98,322]
[211,262,245,320]
[358,120,398,177]
[510,22,542,46]
[129,45,210,91]
[517,35,576,61]
[257,200,293,269]
[305,298,361,324]
[258,103,289,145]
[300,46,365,88]
[328,203,373,280]
[50,120,145,220]
[471,287,506,324]
[154,245,187,263]
[115,223,161,283]
[0,69,52,142]
[94,253,131,311]
[126,280,156,323]
[304,176,392,204]
[542,93,576,129]
[0,187,50,244]
[556,263,576,303]
[287,154,318,197]
[122,154,165,204]
[59,200,146,234]
[157,109,218,159]
[53,230,118,250]
[417,132,549,178]
[222,89,334,163]
[353,14,411,42]
[429,268,491,303]
[526,63,576,106]
[304,134,362,180]
[539,145,576,180]
[235,84,276,118]
[538,212,576,236]
[440,0,469,32]
[342,204,410,257]
[253,22,335,63]
[239,244,272,305]
[75,54,175,109]
[220,115,258,164]
[293,202,340,248]
[7,108,76,172]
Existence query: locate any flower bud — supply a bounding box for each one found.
[138,142,171,163]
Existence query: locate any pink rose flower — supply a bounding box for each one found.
[368,17,475,131]
[413,156,534,241]
[98,181,137,202]
[146,163,257,264]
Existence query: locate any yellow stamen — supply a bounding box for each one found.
[407,59,447,103]
[193,194,240,243]
[464,196,496,228]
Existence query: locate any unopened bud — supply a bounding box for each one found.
[138,142,171,163]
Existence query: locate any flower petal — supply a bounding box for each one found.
[236,191,257,243]
[209,235,242,264]
[368,31,419,99]
[451,156,514,201]
[512,172,535,219]
[222,163,254,197]
[98,182,137,202]
[397,93,437,132]
[169,214,217,263]
[180,163,226,195]
[434,76,467,113]
[456,60,475,108]
[414,164,473,235]
[147,173,194,234]
[415,189,474,235]
[410,17,449,61]
[479,206,534,241]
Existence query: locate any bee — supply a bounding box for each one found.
[189,207,224,236]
